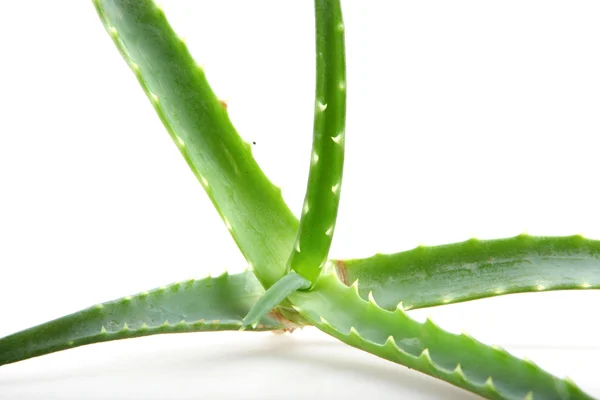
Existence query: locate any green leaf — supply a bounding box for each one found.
[0,271,282,367]
[335,234,600,311]
[290,274,593,400]
[288,0,347,285]
[93,0,298,288]
[242,271,310,328]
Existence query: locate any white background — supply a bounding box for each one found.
[1,0,600,398]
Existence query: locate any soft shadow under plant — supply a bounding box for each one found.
[1,1,598,399]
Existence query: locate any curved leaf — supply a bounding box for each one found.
[291,274,593,400]
[335,234,600,311]
[0,271,282,367]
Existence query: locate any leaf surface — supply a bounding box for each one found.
[243,271,310,328]
[0,271,281,367]
[335,235,600,310]
[288,0,347,285]
[291,274,593,400]
[93,0,298,288]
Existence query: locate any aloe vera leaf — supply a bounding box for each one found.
[242,271,310,328]
[290,274,593,400]
[92,0,298,288]
[288,0,347,285]
[0,271,282,367]
[334,234,600,311]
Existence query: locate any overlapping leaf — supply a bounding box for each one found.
[291,274,593,400]
[93,0,298,289]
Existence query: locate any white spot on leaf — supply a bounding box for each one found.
[331,133,344,144]
[311,151,319,165]
[325,225,334,236]
[303,202,310,215]
[368,291,378,305]
[200,175,209,187]
[332,183,340,195]
[316,101,327,112]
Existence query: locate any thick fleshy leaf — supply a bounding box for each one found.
[335,234,600,311]
[0,271,282,367]
[288,0,347,285]
[291,274,593,400]
[93,0,298,288]
[242,271,310,328]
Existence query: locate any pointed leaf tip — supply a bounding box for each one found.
[383,335,397,349]
[350,279,360,294]
[453,364,466,380]
[523,357,538,368]
[348,326,361,338]
[367,291,378,306]
[461,329,476,341]
[565,376,581,389]
[484,376,495,390]
[419,348,432,362]
[425,316,441,330]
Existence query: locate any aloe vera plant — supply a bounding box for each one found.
[1,1,598,398]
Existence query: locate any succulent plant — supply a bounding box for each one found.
[1,1,598,399]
